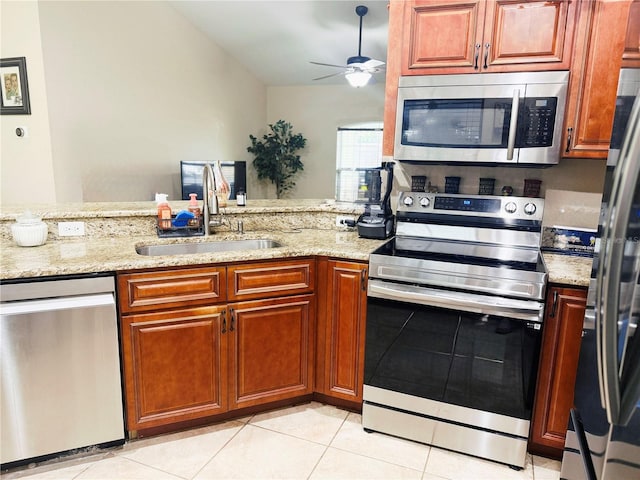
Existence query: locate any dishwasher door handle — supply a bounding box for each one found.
[1,293,115,316]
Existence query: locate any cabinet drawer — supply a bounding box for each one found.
[227,259,315,301]
[118,267,226,313]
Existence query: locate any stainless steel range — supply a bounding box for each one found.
[362,191,547,469]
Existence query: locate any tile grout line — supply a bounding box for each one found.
[187,415,255,480]
[305,410,350,479]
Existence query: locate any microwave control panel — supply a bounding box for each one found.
[519,97,558,148]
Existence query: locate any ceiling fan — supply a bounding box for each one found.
[311,5,385,87]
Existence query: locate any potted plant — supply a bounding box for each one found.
[247,120,307,198]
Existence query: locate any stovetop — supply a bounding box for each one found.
[368,192,548,301]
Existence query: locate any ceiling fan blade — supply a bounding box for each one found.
[310,61,347,69]
[363,59,385,68]
[312,71,346,81]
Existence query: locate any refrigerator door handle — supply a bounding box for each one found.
[596,91,640,425]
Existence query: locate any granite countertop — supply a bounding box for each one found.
[542,252,592,287]
[0,229,385,280]
[0,199,593,285]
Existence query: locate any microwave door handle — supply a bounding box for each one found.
[506,89,520,161]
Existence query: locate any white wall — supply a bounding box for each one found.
[0,0,56,204]
[265,83,385,199]
[34,0,267,203]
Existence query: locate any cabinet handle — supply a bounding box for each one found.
[361,268,367,292]
[230,308,235,332]
[566,127,573,152]
[549,291,558,318]
[474,43,481,70]
[483,43,490,69]
[221,309,227,333]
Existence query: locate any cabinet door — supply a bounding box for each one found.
[401,0,485,74]
[316,260,368,404]
[622,0,640,67]
[483,0,576,71]
[122,306,228,431]
[562,0,631,158]
[400,0,575,75]
[229,295,315,410]
[529,287,587,458]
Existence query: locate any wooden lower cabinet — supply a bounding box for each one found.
[316,259,368,405]
[119,260,316,434]
[122,306,228,432]
[529,286,587,458]
[229,295,315,410]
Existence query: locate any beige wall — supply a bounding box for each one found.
[36,0,267,203]
[265,83,386,199]
[0,0,56,204]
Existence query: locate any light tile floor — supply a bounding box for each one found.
[1,402,561,480]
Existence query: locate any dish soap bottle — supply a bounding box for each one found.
[156,193,172,230]
[213,161,230,208]
[187,193,201,226]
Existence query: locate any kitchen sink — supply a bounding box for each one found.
[136,239,282,256]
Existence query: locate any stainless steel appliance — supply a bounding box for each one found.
[363,192,547,469]
[394,71,568,165]
[560,70,640,480]
[1,275,125,469]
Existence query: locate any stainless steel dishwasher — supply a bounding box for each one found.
[1,274,125,468]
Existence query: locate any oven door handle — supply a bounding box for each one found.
[368,279,544,323]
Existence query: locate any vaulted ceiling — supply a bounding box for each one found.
[169,1,390,87]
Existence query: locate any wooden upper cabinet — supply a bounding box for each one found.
[562,0,632,158]
[622,0,640,67]
[401,0,577,75]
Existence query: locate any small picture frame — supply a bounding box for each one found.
[1,57,31,115]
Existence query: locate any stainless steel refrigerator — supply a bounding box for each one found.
[560,69,640,479]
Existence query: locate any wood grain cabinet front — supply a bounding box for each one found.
[227,258,315,301]
[401,0,577,75]
[562,0,633,158]
[529,286,587,458]
[315,259,368,406]
[118,266,226,314]
[121,306,228,432]
[118,260,316,434]
[228,295,315,410]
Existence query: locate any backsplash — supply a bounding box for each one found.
[392,158,606,198]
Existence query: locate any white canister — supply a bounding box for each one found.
[11,212,48,247]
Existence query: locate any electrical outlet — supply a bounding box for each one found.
[58,221,85,237]
[335,215,354,227]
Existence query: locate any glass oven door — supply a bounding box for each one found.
[364,296,542,420]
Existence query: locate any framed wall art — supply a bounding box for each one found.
[1,57,31,115]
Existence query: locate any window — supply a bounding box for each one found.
[335,123,383,202]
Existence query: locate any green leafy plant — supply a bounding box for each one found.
[247,120,307,198]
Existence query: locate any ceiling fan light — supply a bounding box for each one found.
[346,71,371,88]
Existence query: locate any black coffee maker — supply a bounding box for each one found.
[356,162,395,239]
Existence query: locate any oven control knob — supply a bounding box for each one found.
[524,203,537,215]
[504,201,517,214]
[419,197,430,208]
[403,195,414,206]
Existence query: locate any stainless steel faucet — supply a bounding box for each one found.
[202,163,222,235]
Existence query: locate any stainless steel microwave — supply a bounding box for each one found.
[394,71,569,165]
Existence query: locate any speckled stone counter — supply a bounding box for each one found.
[0,200,383,280]
[0,200,593,285]
[542,252,592,287]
